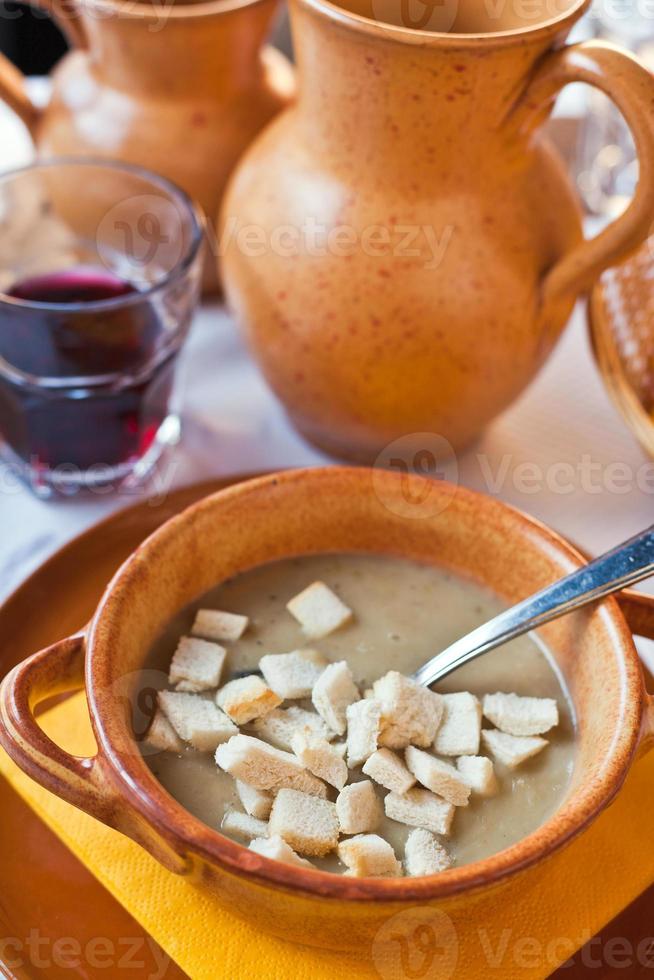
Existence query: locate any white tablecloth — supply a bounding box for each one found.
[1,95,652,634]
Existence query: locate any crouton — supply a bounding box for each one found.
[146,708,183,753]
[221,809,268,841]
[252,706,333,751]
[216,675,282,725]
[215,734,328,797]
[175,680,207,693]
[259,649,328,700]
[333,741,347,758]
[338,835,402,877]
[158,691,237,752]
[192,608,249,643]
[291,730,348,790]
[481,729,547,769]
[312,661,360,735]
[373,672,443,749]
[433,692,481,756]
[269,789,339,857]
[362,748,416,795]
[286,581,353,639]
[249,834,316,869]
[482,692,559,736]
[456,755,498,797]
[405,746,471,807]
[346,699,381,768]
[336,780,383,834]
[236,780,273,820]
[169,636,227,692]
[404,828,453,876]
[385,788,455,836]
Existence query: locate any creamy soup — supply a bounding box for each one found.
[140,554,575,872]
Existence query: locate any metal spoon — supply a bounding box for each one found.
[413,525,654,689]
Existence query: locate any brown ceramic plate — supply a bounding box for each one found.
[1,474,653,979]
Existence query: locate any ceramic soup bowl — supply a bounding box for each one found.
[0,467,652,953]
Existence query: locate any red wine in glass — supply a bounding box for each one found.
[0,265,181,489]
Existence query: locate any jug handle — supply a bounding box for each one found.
[506,40,654,312]
[0,0,86,133]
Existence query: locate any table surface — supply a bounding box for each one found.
[1,84,654,978]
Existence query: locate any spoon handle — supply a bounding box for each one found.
[413,525,654,688]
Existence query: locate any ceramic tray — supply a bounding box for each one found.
[1,475,653,980]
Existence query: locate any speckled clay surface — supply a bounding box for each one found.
[0,467,651,952]
[0,0,295,292]
[221,0,654,458]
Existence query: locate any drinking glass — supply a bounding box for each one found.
[0,158,204,497]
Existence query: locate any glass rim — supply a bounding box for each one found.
[0,156,206,314]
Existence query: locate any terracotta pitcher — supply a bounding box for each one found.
[221,0,654,460]
[0,0,294,292]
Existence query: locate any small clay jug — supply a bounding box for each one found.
[0,0,294,292]
[221,0,654,459]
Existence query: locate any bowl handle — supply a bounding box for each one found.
[505,40,654,316]
[0,634,189,874]
[618,589,654,756]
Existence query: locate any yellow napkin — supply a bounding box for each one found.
[2,692,654,980]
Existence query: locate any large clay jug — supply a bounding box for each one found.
[221,0,654,460]
[0,0,294,292]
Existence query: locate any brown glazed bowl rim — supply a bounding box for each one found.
[87,468,643,902]
[295,0,591,47]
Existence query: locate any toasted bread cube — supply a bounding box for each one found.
[373,672,444,749]
[169,636,227,692]
[456,755,498,797]
[221,810,268,841]
[333,740,347,758]
[404,828,453,876]
[158,691,237,752]
[252,706,333,751]
[291,730,348,790]
[192,608,249,643]
[336,780,383,834]
[312,661,360,735]
[236,780,273,820]
[338,835,402,877]
[259,649,328,700]
[249,834,316,869]
[405,746,470,806]
[286,581,353,639]
[482,692,559,736]
[362,748,416,795]
[146,709,183,753]
[175,679,207,693]
[481,729,547,769]
[216,675,282,725]
[269,789,339,857]
[385,788,455,836]
[433,692,481,756]
[215,735,328,797]
[346,699,381,768]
